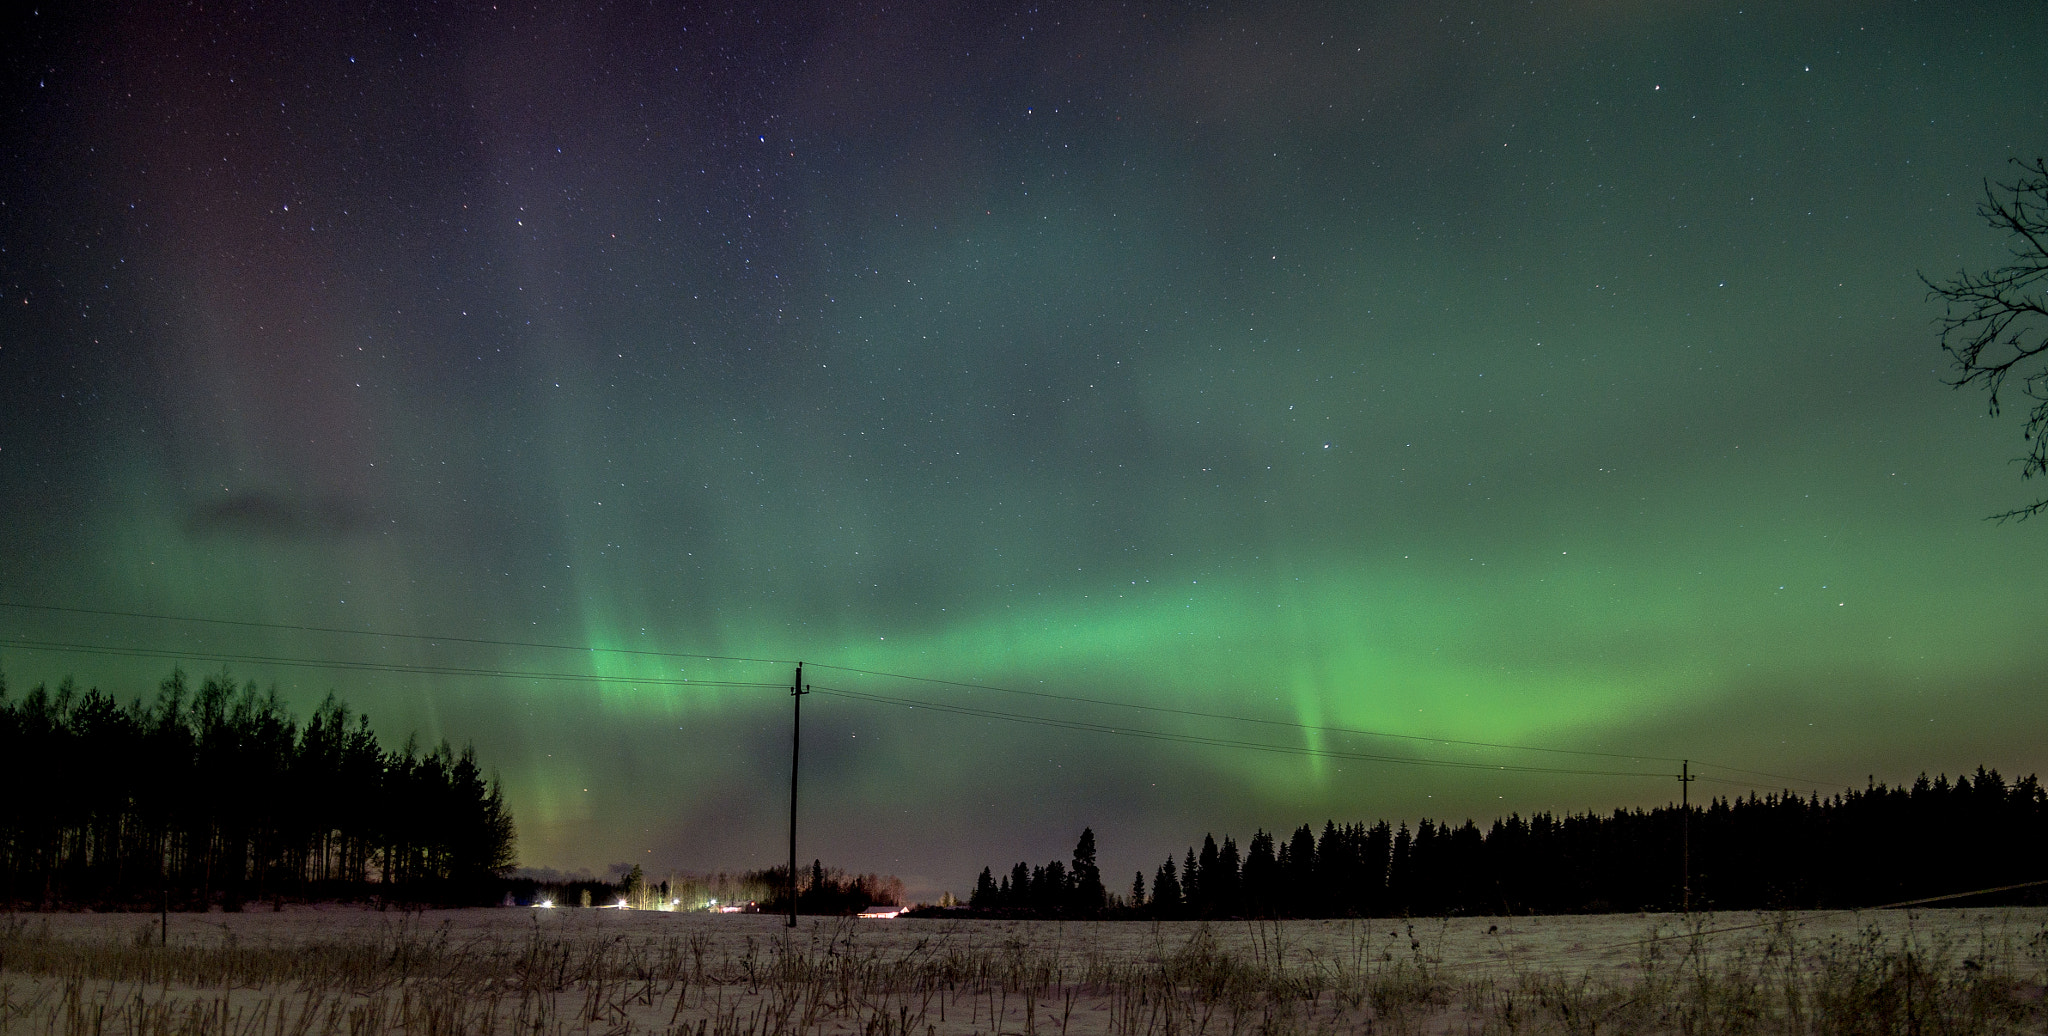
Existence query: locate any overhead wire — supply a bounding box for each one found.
[0,600,791,667]
[1,598,1850,789]
[815,665,1841,788]
[811,683,1670,778]
[8,623,1712,783]
[6,625,1711,781]
[3,599,1684,768]
[1688,763,1834,787]
[0,638,785,690]
[807,660,1687,766]
[1695,773,1828,792]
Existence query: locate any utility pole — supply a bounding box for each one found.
[788,663,806,928]
[1679,759,1697,914]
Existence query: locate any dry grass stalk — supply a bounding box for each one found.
[0,912,2040,1036]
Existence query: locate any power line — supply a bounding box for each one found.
[5,599,1681,768]
[0,638,786,691]
[4,626,1677,777]
[0,600,791,667]
[1694,773,1837,793]
[5,635,1846,791]
[810,666,1835,787]
[0,599,1846,787]
[811,683,1670,778]
[1687,762,1833,787]
[807,661,1685,765]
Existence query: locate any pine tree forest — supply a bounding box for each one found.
[968,771,2048,918]
[0,669,517,909]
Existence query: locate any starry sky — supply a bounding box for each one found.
[3,1,2045,902]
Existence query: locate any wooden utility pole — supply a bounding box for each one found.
[1679,759,1697,914]
[788,663,806,928]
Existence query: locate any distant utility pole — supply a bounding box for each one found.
[1679,759,1697,914]
[788,663,807,928]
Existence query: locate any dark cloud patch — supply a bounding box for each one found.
[187,492,372,541]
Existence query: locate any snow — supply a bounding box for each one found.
[2,906,2042,1034]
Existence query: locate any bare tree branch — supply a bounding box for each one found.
[1923,157,2048,522]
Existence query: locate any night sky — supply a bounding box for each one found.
[4,2,2045,902]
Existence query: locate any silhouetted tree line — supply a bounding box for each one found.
[961,771,2045,918]
[754,860,906,915]
[0,669,516,909]
[962,827,1110,917]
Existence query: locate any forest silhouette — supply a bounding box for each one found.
[0,669,516,909]
[8,666,2043,917]
[966,770,2047,918]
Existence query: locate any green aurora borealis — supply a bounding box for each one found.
[3,1,2046,900]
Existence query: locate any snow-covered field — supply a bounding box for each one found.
[3,906,2043,1034]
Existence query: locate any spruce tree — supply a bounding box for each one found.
[1241,830,1277,916]
[1151,858,1181,917]
[1285,824,1317,915]
[1387,822,1414,914]
[1070,828,1106,915]
[1038,860,1067,912]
